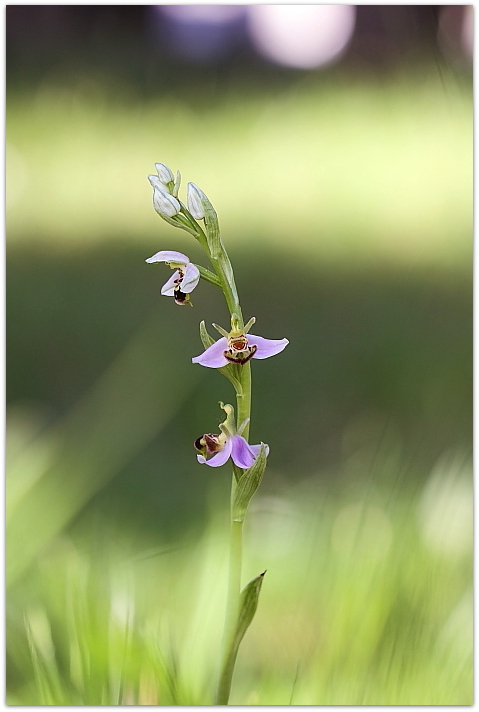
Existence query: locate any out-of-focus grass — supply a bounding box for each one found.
[7,432,472,705]
[7,69,471,267]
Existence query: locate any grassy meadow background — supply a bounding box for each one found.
[7,6,472,705]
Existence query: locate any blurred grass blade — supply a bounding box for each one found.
[25,612,64,705]
[6,314,200,587]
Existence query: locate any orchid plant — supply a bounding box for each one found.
[145,163,288,705]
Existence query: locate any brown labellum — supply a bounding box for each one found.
[224,344,257,365]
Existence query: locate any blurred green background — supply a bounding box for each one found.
[7,6,472,705]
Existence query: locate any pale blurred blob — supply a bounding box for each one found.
[6,143,28,209]
[247,5,356,69]
[461,6,474,58]
[110,590,135,628]
[418,451,472,557]
[137,669,159,706]
[24,607,55,662]
[438,5,473,64]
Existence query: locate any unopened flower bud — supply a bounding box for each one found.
[155,162,174,184]
[153,187,181,217]
[148,175,164,191]
[187,182,205,219]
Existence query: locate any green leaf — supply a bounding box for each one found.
[232,444,268,522]
[195,187,221,257]
[220,366,243,396]
[233,571,266,651]
[199,320,215,349]
[215,571,266,704]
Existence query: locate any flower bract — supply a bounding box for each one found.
[145,250,200,306]
[187,182,206,219]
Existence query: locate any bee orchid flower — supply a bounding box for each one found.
[195,403,269,468]
[192,317,288,367]
[145,250,200,306]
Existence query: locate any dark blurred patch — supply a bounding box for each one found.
[7,240,472,541]
[6,6,467,102]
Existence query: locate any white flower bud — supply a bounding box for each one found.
[153,186,180,217]
[187,182,206,219]
[148,174,163,191]
[155,162,174,184]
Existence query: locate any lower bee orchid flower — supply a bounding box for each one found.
[195,403,269,468]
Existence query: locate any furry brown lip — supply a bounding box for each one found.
[223,344,257,364]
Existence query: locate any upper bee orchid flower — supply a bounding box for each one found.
[145,250,200,306]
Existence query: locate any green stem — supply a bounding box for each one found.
[210,252,243,324]
[236,362,251,440]
[214,514,243,705]
[186,213,241,322]
[208,239,253,705]
[196,265,222,288]
[159,192,261,705]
